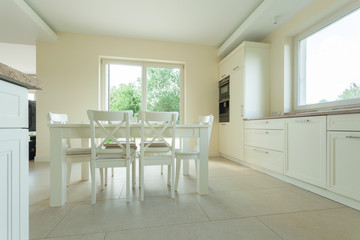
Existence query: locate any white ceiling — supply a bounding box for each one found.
[0,0,315,71]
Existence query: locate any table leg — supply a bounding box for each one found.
[50,128,67,207]
[197,127,209,195]
[80,138,89,181]
[182,138,190,176]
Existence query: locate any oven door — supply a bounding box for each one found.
[219,76,230,101]
[219,99,229,122]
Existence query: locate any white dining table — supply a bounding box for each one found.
[48,123,209,207]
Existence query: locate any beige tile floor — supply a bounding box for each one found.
[29,157,360,240]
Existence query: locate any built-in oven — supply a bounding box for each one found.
[219,76,230,122]
[219,76,230,101]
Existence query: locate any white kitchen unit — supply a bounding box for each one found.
[244,119,285,174]
[285,116,327,188]
[218,41,270,161]
[0,62,40,240]
[0,80,29,240]
[327,114,360,202]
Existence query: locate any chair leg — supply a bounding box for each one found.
[195,159,198,176]
[161,165,163,174]
[138,158,141,189]
[175,158,181,191]
[126,160,130,203]
[132,157,136,188]
[90,162,96,205]
[100,168,104,190]
[105,168,108,186]
[112,167,114,177]
[171,163,175,198]
[66,159,72,187]
[167,165,171,186]
[140,157,144,201]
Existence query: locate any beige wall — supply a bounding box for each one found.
[263,0,353,114]
[36,32,219,161]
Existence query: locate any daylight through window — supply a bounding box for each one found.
[295,6,360,109]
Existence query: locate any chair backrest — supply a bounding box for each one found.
[48,112,68,124]
[138,111,178,153]
[87,110,133,159]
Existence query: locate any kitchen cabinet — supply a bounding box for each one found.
[327,114,360,201]
[218,41,270,161]
[244,119,285,174]
[0,79,29,240]
[285,116,327,188]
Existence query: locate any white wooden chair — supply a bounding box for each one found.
[139,111,178,201]
[87,110,136,204]
[48,112,91,187]
[175,114,214,191]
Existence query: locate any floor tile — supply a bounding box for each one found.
[28,157,360,240]
[47,195,209,237]
[258,208,360,240]
[208,173,291,192]
[38,232,105,240]
[29,203,75,239]
[196,187,342,220]
[105,218,281,240]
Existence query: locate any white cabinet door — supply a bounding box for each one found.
[0,129,29,240]
[285,116,327,188]
[229,68,244,160]
[328,132,360,201]
[219,123,231,156]
[0,80,28,128]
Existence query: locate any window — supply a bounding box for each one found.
[100,59,183,122]
[294,5,360,110]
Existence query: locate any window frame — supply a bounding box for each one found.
[294,2,360,111]
[100,58,185,123]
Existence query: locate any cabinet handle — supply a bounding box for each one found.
[253,148,269,154]
[233,66,239,71]
[255,130,269,134]
[346,136,360,139]
[295,119,310,123]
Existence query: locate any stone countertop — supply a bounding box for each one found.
[0,63,42,89]
[244,107,360,120]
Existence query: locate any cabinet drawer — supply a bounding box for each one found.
[0,80,28,128]
[245,129,284,151]
[244,146,283,174]
[245,119,285,130]
[327,114,360,131]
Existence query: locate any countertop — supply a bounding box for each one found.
[244,107,360,121]
[0,63,42,89]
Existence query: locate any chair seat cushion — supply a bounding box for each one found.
[142,151,173,157]
[104,142,137,149]
[145,142,168,148]
[66,147,91,155]
[97,149,136,159]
